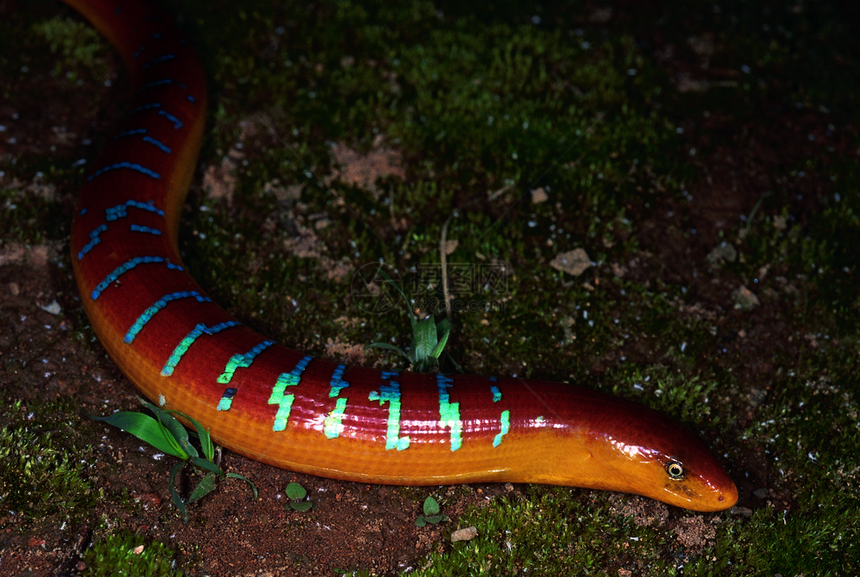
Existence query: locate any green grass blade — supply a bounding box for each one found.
[376,268,414,320]
[190,456,224,476]
[91,411,188,460]
[227,472,259,500]
[137,397,198,459]
[413,316,438,361]
[164,409,214,462]
[168,461,188,522]
[367,341,410,361]
[430,319,451,359]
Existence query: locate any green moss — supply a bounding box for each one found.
[83,530,184,577]
[726,154,860,337]
[0,167,74,245]
[0,5,114,246]
[31,17,110,82]
[415,489,684,576]
[183,0,686,372]
[0,398,95,529]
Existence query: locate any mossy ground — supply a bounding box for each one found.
[1,0,859,575]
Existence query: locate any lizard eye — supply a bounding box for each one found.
[666,461,685,480]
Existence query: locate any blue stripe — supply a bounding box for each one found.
[130,224,162,235]
[217,387,238,411]
[113,128,147,140]
[124,290,211,344]
[140,79,174,91]
[143,54,176,69]
[218,340,276,384]
[142,136,172,153]
[129,102,162,115]
[162,321,240,377]
[329,364,349,397]
[158,110,183,129]
[127,103,183,130]
[109,129,171,153]
[77,224,108,260]
[92,256,182,300]
[86,162,160,182]
[105,200,164,221]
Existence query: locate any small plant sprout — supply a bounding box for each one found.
[285,481,314,512]
[367,268,453,373]
[91,396,257,521]
[415,496,448,527]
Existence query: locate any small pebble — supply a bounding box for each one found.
[732,285,760,311]
[550,248,591,277]
[450,527,478,542]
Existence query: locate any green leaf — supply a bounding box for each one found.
[290,501,313,512]
[413,316,438,361]
[286,482,307,500]
[195,419,215,462]
[170,409,215,462]
[431,319,453,359]
[415,516,427,527]
[188,472,218,503]
[138,396,214,461]
[137,396,198,459]
[190,456,224,476]
[423,496,441,516]
[424,514,447,524]
[91,411,188,460]
[285,482,312,511]
[168,461,188,522]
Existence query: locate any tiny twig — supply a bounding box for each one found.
[440,216,453,319]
